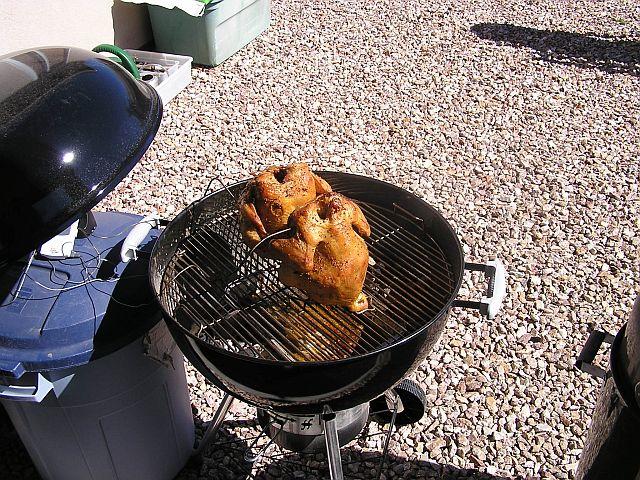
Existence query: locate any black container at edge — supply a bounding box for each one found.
[576,296,640,479]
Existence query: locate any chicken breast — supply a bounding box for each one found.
[239,163,332,249]
[272,192,371,312]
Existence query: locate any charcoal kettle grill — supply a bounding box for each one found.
[148,171,507,478]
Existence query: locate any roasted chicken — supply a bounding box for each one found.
[238,164,371,313]
[239,163,331,249]
[272,192,371,312]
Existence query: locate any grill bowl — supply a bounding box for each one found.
[150,172,464,414]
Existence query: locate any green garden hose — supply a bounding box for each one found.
[92,44,140,80]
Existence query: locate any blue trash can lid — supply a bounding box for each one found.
[0,212,161,378]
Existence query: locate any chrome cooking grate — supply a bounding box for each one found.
[159,185,455,362]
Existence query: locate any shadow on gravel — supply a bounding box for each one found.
[0,404,520,480]
[248,449,516,480]
[176,412,517,480]
[471,23,640,76]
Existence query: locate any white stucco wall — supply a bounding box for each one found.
[0,1,152,57]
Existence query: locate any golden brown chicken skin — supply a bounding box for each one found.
[272,192,371,312]
[239,163,332,248]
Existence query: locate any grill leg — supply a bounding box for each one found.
[193,393,235,455]
[375,391,399,480]
[322,406,344,480]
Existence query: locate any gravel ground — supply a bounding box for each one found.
[2,0,639,478]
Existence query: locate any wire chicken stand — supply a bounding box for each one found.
[194,391,403,480]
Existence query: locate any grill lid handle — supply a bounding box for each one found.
[120,214,164,263]
[453,259,506,319]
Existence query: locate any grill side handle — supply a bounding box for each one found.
[452,259,506,319]
[575,330,614,380]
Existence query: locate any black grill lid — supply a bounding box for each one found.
[0,47,162,268]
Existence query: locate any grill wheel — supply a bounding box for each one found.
[370,379,427,427]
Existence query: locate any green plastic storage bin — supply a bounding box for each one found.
[148,0,270,66]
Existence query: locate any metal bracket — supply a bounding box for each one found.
[575,329,614,380]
